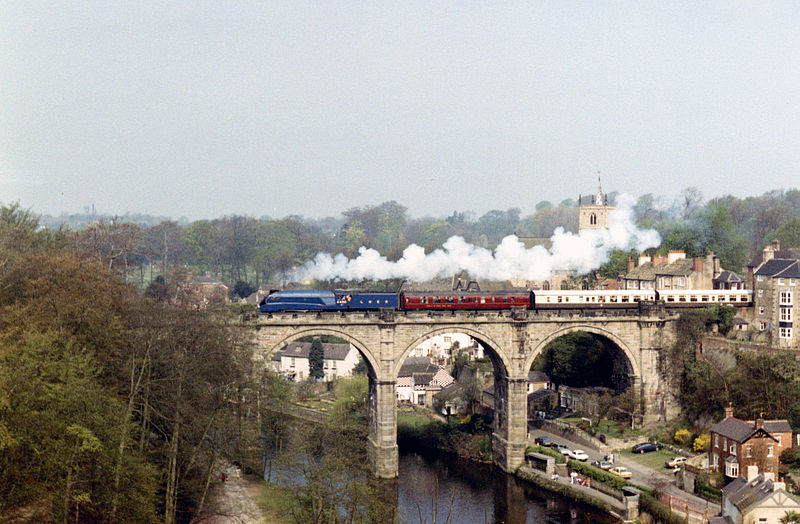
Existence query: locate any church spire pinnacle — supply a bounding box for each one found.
[596,172,603,206]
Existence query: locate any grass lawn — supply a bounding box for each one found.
[398,412,436,430]
[619,448,680,471]
[560,417,644,439]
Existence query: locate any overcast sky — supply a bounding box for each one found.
[2,2,799,220]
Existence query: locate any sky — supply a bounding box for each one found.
[2,2,800,221]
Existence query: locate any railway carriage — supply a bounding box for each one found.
[532,290,656,308]
[401,290,531,310]
[657,289,752,307]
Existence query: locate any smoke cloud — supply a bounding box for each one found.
[297,195,660,283]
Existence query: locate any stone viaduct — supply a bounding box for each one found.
[253,304,679,478]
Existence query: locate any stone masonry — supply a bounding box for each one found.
[253,306,679,478]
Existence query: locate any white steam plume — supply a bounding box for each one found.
[296,195,660,283]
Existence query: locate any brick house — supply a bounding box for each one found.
[749,241,800,348]
[709,404,793,479]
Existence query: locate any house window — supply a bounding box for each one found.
[715,434,719,448]
[780,291,792,305]
[713,453,719,468]
[776,435,782,446]
[779,278,785,285]
[760,322,767,331]
[678,277,685,287]
[746,445,752,458]
[729,463,739,478]
[759,306,765,315]
[758,289,764,297]
[723,437,727,451]
[590,213,597,225]
[780,327,793,339]
[768,446,774,457]
[757,275,764,281]
[731,443,736,455]
[291,357,296,368]
[780,308,793,322]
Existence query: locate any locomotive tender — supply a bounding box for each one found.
[258,288,751,313]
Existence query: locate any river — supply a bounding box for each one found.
[264,435,617,524]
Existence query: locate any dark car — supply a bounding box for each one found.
[534,436,553,447]
[632,442,662,454]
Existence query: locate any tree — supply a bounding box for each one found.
[309,338,324,381]
[780,511,800,524]
[771,216,800,249]
[693,434,710,452]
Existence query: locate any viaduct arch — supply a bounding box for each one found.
[253,307,678,479]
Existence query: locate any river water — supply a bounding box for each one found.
[264,438,616,524]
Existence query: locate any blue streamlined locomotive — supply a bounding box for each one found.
[259,289,399,312]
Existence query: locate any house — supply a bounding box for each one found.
[275,341,360,382]
[750,241,800,348]
[623,251,721,291]
[709,404,793,479]
[527,370,552,394]
[709,465,800,524]
[714,270,746,290]
[410,333,479,365]
[181,275,229,307]
[528,388,558,418]
[558,385,612,417]
[396,357,455,406]
[434,383,466,416]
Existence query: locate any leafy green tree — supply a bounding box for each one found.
[770,216,800,249]
[309,338,324,381]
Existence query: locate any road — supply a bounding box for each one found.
[528,427,720,516]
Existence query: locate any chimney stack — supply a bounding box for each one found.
[668,250,686,264]
[755,415,765,430]
[746,465,759,482]
[638,254,652,267]
[693,257,704,273]
[763,245,775,263]
[627,256,635,273]
[725,403,733,419]
[772,239,780,251]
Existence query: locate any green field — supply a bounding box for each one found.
[620,447,681,471]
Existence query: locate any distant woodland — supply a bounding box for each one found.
[34,188,800,293]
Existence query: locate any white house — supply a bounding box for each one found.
[275,341,360,382]
[709,465,800,524]
[396,357,455,406]
[410,333,480,365]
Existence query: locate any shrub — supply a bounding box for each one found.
[693,433,710,452]
[674,429,692,446]
[568,460,628,490]
[781,447,800,468]
[526,445,566,463]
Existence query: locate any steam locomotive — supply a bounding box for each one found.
[258,288,751,313]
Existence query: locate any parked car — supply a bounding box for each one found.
[591,459,612,470]
[567,449,589,461]
[555,445,571,456]
[534,436,553,447]
[609,466,633,479]
[665,457,686,468]
[632,442,663,454]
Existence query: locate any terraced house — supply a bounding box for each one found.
[749,241,800,348]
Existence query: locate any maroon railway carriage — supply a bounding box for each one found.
[400,290,532,310]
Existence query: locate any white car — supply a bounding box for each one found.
[567,449,589,461]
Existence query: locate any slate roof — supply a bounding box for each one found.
[280,342,352,361]
[528,370,550,383]
[722,475,785,514]
[715,270,745,283]
[709,416,788,443]
[754,259,800,277]
[434,382,463,400]
[625,262,657,281]
[399,357,439,378]
[654,258,695,276]
[749,249,800,269]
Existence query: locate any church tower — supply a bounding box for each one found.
[578,176,614,232]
